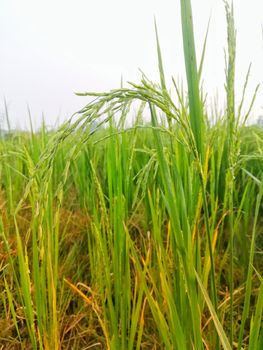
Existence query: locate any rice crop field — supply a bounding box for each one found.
[0,1,263,349]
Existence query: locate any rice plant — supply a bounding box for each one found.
[0,0,262,349]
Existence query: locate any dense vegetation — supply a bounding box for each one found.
[0,1,262,349]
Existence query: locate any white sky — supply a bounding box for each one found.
[0,0,263,129]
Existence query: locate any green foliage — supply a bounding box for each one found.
[0,1,262,349]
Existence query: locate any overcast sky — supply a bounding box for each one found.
[1,0,263,129]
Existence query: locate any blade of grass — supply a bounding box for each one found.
[195,270,232,350]
[180,0,204,159]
